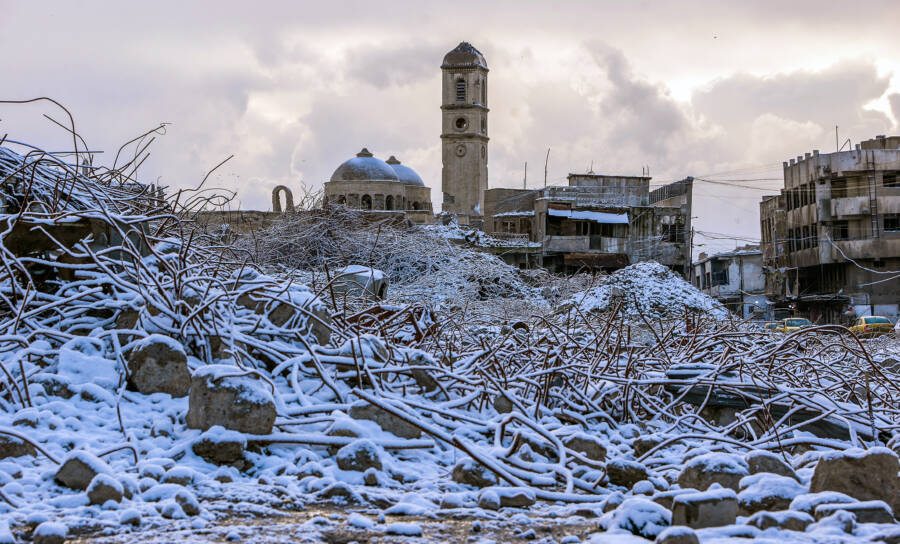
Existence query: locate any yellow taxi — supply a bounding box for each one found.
[763,322,780,332]
[774,317,812,333]
[849,316,894,338]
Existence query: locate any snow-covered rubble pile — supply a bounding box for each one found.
[424,220,541,248]
[566,260,729,319]
[239,206,544,308]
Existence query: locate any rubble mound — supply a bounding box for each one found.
[566,261,729,319]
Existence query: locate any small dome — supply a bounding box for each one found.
[330,148,400,183]
[442,42,487,70]
[386,156,425,187]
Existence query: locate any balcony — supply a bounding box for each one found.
[828,237,900,261]
[831,197,870,217]
[543,236,590,252]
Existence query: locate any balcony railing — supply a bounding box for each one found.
[490,232,530,243]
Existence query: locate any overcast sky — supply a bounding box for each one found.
[2,1,900,254]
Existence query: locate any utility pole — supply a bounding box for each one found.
[523,161,527,189]
[835,126,839,153]
[544,148,550,188]
[688,226,695,281]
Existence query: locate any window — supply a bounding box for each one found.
[831,179,847,199]
[481,118,486,134]
[885,214,900,232]
[832,220,849,240]
[712,269,729,286]
[661,224,681,243]
[802,226,810,249]
[456,79,466,102]
[455,117,467,131]
[884,173,899,188]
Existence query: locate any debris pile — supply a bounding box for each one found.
[0,124,898,542]
[237,204,547,310]
[566,261,729,319]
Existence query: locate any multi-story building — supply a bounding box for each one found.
[692,246,767,319]
[760,135,900,323]
[482,174,693,276]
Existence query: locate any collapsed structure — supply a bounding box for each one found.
[760,135,900,323]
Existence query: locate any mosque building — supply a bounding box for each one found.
[322,148,433,223]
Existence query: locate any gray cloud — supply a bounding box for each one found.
[344,42,446,89]
[1,1,899,246]
[693,60,893,140]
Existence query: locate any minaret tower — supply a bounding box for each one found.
[440,42,489,216]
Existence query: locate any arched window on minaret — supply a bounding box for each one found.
[456,79,466,102]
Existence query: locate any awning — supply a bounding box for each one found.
[548,208,628,224]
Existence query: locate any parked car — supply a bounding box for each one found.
[895,318,900,338]
[849,316,894,338]
[763,322,780,332]
[774,317,812,333]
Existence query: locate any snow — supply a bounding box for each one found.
[133,333,185,354]
[192,365,274,406]
[57,337,119,389]
[383,522,423,536]
[33,521,67,537]
[738,473,805,502]
[818,446,896,462]
[790,491,858,513]
[346,513,375,529]
[683,452,750,476]
[338,265,385,282]
[60,451,112,477]
[548,208,629,224]
[598,497,671,539]
[673,487,737,504]
[493,211,535,217]
[567,261,729,319]
[196,426,246,446]
[87,473,123,495]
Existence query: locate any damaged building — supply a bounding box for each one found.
[692,246,766,319]
[482,174,693,276]
[760,135,900,323]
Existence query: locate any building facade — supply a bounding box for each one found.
[692,247,766,319]
[482,174,693,276]
[760,135,900,323]
[441,42,489,220]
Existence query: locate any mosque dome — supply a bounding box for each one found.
[441,42,488,70]
[385,156,425,187]
[330,148,400,182]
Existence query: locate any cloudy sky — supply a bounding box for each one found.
[2,1,900,254]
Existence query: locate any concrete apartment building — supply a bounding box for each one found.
[692,246,766,319]
[759,135,900,323]
[482,174,693,276]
